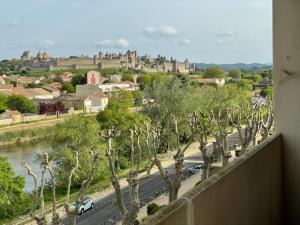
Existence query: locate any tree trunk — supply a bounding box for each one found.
[127,171,140,225]
[168,185,179,203]
[67,213,77,225]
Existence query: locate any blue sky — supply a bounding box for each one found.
[0,0,272,63]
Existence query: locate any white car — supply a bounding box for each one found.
[71,197,94,215]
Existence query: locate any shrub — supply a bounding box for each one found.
[147,203,162,215]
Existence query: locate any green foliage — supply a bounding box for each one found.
[235,79,253,91]
[143,78,196,150]
[121,74,134,82]
[6,95,37,113]
[118,156,130,169]
[51,116,108,186]
[0,157,31,221]
[137,75,151,90]
[71,74,86,87]
[204,66,225,78]
[228,69,241,79]
[25,83,41,88]
[195,83,252,118]
[242,74,262,83]
[61,82,75,93]
[132,90,143,106]
[100,68,120,76]
[0,126,57,144]
[0,94,7,113]
[97,90,147,156]
[147,203,163,215]
[260,87,273,97]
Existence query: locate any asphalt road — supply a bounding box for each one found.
[75,132,240,225]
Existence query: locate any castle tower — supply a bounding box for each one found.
[172,59,178,72]
[21,51,31,61]
[184,58,190,70]
[99,51,103,59]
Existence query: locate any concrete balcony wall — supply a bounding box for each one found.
[273,0,300,224]
[141,134,282,225]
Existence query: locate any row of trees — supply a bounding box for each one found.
[0,94,37,113]
[17,76,273,225]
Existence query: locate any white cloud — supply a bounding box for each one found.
[217,31,236,37]
[94,38,129,49]
[39,40,55,48]
[180,38,190,45]
[142,25,178,38]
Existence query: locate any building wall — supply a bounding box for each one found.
[273,0,300,224]
[141,134,282,225]
[76,85,100,96]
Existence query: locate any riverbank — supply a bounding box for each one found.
[0,114,97,148]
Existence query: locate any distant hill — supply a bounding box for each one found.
[193,63,272,71]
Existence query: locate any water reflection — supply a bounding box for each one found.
[0,141,54,192]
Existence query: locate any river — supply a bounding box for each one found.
[0,141,54,192]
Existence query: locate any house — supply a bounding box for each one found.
[0,110,22,124]
[41,82,63,97]
[87,91,108,112]
[76,81,140,96]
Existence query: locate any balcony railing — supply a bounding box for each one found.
[141,133,282,225]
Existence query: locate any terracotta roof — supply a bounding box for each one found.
[91,91,107,99]
[0,84,13,90]
[0,87,52,97]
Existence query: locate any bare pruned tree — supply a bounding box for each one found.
[22,163,46,225]
[102,126,151,225]
[22,153,56,225]
[64,150,100,225]
[147,114,196,203]
[191,112,213,180]
[210,109,232,167]
[260,97,274,141]
[230,103,261,155]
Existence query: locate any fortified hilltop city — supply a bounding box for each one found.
[19,50,192,74]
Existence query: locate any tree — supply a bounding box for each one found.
[97,91,147,170]
[121,74,134,82]
[204,66,225,78]
[61,83,75,93]
[132,90,143,106]
[71,75,86,87]
[0,94,7,113]
[143,78,196,152]
[51,116,105,187]
[260,87,273,97]
[64,151,100,225]
[230,103,261,155]
[25,83,40,88]
[23,153,62,225]
[192,112,213,180]
[147,114,196,203]
[228,69,241,79]
[260,98,274,141]
[102,126,151,225]
[137,75,151,90]
[6,95,37,113]
[0,157,30,221]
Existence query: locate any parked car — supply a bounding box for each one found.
[71,197,94,214]
[187,164,203,174]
